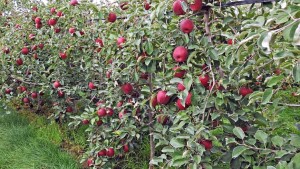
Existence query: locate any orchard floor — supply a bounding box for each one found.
[0,106,80,169]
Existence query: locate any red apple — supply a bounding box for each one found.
[180,19,194,34]
[117,101,123,107]
[66,106,73,113]
[48,18,56,26]
[82,119,90,125]
[144,2,151,10]
[50,7,56,14]
[140,73,149,80]
[5,88,11,94]
[95,38,104,47]
[199,139,213,150]
[157,114,169,125]
[59,52,67,60]
[157,90,170,105]
[106,148,115,157]
[23,97,30,104]
[190,0,202,11]
[97,108,106,117]
[70,0,79,6]
[69,27,76,34]
[106,70,112,79]
[173,66,186,78]
[33,53,38,59]
[176,99,186,110]
[106,108,114,116]
[199,74,210,87]
[121,83,133,94]
[35,17,41,24]
[118,110,126,119]
[57,90,64,97]
[173,46,188,62]
[38,43,44,49]
[88,82,96,90]
[87,158,93,167]
[16,58,23,66]
[3,47,9,54]
[239,87,253,97]
[176,92,192,110]
[21,47,29,55]
[56,11,63,17]
[150,95,158,108]
[29,34,35,40]
[108,12,117,23]
[31,92,38,99]
[123,144,129,153]
[120,2,129,10]
[227,39,234,45]
[54,28,61,33]
[177,83,185,91]
[173,0,186,15]
[98,149,107,156]
[19,86,27,93]
[274,68,281,75]
[53,81,61,88]
[32,6,38,12]
[96,120,103,126]
[117,37,126,48]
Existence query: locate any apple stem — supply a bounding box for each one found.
[148,73,155,169]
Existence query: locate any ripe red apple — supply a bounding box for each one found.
[239,87,253,97]
[87,158,93,167]
[106,108,114,116]
[96,120,103,126]
[241,125,250,132]
[144,2,151,10]
[180,19,194,34]
[35,17,41,24]
[5,88,11,94]
[69,27,76,34]
[227,39,234,45]
[98,149,107,156]
[38,43,44,49]
[33,53,38,59]
[121,83,133,94]
[70,0,79,6]
[16,58,23,66]
[50,7,56,14]
[274,68,281,75]
[173,46,188,62]
[176,92,192,110]
[29,34,35,40]
[19,86,27,93]
[21,47,29,55]
[120,2,129,10]
[173,66,186,78]
[106,70,112,79]
[106,148,115,157]
[157,114,169,125]
[88,82,96,90]
[80,31,84,35]
[177,83,185,91]
[66,106,73,113]
[123,144,129,153]
[199,74,210,87]
[32,6,38,12]
[31,92,38,99]
[176,99,186,110]
[56,11,63,17]
[118,110,126,119]
[35,23,42,29]
[117,101,123,107]
[53,81,61,88]
[150,95,158,108]
[3,47,9,54]
[15,24,21,29]
[57,90,64,97]
[31,45,37,51]
[173,0,186,15]
[59,52,67,60]
[117,37,126,48]
[198,139,213,150]
[97,108,106,117]
[48,18,57,26]
[108,12,117,23]
[95,38,104,47]
[157,90,170,105]
[54,28,61,33]
[190,0,202,11]
[82,119,90,125]
[23,97,30,103]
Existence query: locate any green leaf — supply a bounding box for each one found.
[271,136,284,147]
[266,75,284,87]
[162,146,175,153]
[261,88,273,104]
[254,130,268,144]
[170,138,185,148]
[232,146,248,158]
[290,135,300,148]
[274,51,294,60]
[291,21,300,46]
[145,41,153,54]
[233,127,245,140]
[293,63,300,82]
[257,31,274,54]
[183,74,193,91]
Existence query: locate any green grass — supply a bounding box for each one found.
[0,108,80,169]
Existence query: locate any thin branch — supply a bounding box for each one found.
[10,75,43,86]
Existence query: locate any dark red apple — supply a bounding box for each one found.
[66,106,73,112]
[59,52,67,60]
[106,70,112,79]
[177,83,185,91]
[21,47,29,55]
[106,108,114,116]
[48,18,57,26]
[117,37,126,48]
[31,92,38,99]
[82,119,90,125]
[57,90,64,98]
[35,17,41,24]
[96,120,103,126]
[97,108,106,117]
[95,38,104,47]
[50,7,56,14]
[3,47,9,54]
[144,2,151,10]
[19,86,27,93]
[33,53,38,59]
[239,87,253,97]
[157,90,170,105]
[121,83,133,94]
[54,28,61,33]
[36,23,42,29]
[106,148,115,157]
[157,114,169,125]
[53,81,61,88]
[180,19,194,34]
[173,66,186,78]
[32,6,38,12]
[123,144,129,153]
[57,11,63,17]
[88,82,96,90]
[70,0,79,6]
[212,120,220,127]
[5,88,11,94]
[38,43,44,49]
[98,149,107,156]
[199,74,210,87]
[173,0,186,15]
[190,0,202,11]
[31,45,37,51]
[173,46,188,62]
[16,58,23,66]
[198,139,213,150]
[23,97,30,103]
[108,12,117,23]
[69,27,76,34]
[274,68,281,75]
